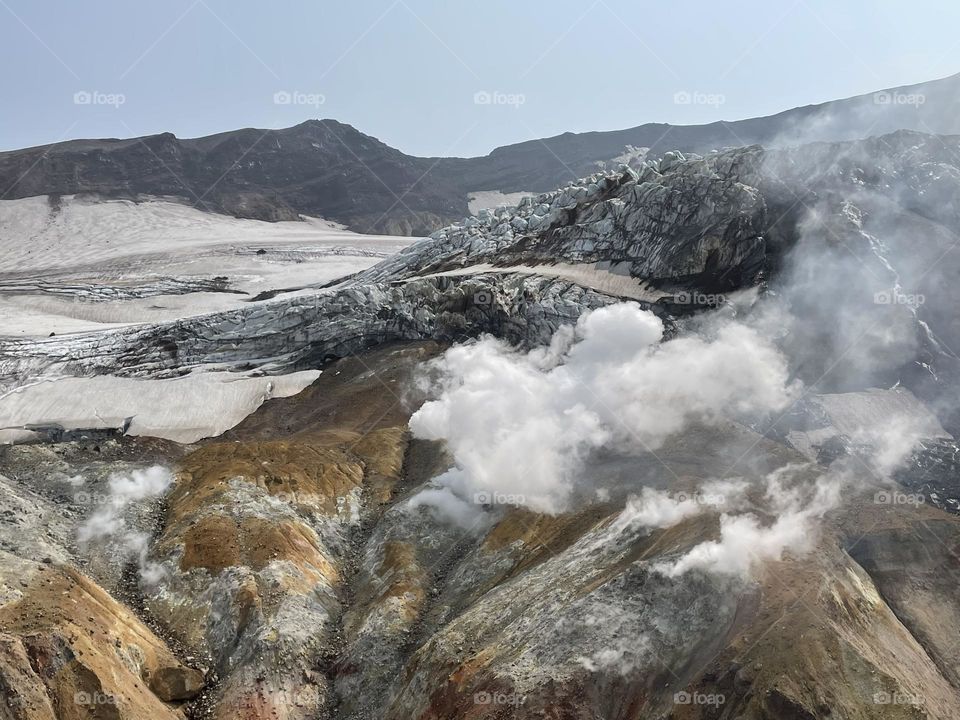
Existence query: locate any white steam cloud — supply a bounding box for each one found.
[654,465,844,578]
[595,465,843,579]
[405,137,953,581]
[610,478,750,535]
[410,303,797,515]
[852,414,931,478]
[77,465,173,584]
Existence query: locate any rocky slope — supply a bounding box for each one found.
[5,345,959,718]
[0,438,206,719]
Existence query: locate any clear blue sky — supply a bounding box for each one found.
[1,0,958,157]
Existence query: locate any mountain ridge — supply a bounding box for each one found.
[1,72,959,236]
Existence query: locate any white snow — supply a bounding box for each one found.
[0,369,321,444]
[0,195,417,336]
[815,387,948,439]
[425,262,668,303]
[0,194,408,272]
[0,194,415,443]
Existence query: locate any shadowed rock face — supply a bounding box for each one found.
[0,121,462,235]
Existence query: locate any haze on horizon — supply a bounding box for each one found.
[1,0,959,157]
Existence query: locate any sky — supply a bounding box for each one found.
[1,0,958,157]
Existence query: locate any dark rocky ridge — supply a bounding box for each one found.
[0,120,460,235]
[460,72,960,188]
[2,72,960,234]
